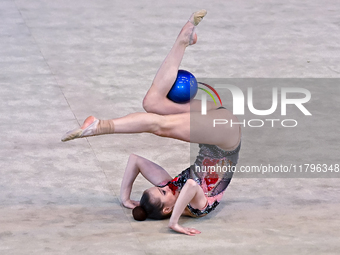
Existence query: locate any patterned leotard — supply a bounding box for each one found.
[159,142,241,217]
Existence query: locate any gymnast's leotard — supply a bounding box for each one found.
[159,142,241,217]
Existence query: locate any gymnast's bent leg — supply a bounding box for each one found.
[61,11,238,145]
[142,10,219,115]
[61,11,205,142]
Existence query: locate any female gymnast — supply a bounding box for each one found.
[61,10,241,236]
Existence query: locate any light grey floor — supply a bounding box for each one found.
[1,0,340,254]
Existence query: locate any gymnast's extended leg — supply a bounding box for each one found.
[61,108,240,151]
[142,10,220,115]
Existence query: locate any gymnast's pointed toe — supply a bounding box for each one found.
[61,128,83,142]
[191,9,207,26]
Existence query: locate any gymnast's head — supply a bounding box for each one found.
[132,186,178,221]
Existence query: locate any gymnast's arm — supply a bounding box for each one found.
[120,154,173,209]
[168,179,207,236]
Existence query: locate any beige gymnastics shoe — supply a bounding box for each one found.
[190,9,207,26]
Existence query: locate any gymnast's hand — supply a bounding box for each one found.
[168,222,201,236]
[122,199,140,209]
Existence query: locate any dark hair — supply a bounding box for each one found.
[132,190,171,221]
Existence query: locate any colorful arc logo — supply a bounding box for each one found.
[198,82,223,106]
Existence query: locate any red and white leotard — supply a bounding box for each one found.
[159,142,241,217]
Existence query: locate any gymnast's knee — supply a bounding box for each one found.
[143,94,160,114]
[152,116,170,137]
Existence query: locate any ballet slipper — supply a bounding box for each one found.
[189,9,207,26]
[61,118,115,142]
[188,10,207,45]
[61,128,84,142]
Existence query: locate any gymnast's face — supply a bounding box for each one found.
[147,185,179,211]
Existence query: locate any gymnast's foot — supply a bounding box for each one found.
[179,10,207,46]
[61,116,115,142]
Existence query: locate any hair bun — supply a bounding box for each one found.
[132,206,147,221]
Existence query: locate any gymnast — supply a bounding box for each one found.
[61,10,241,236]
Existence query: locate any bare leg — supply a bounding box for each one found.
[62,110,240,151]
[143,10,218,115]
[61,10,240,147]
